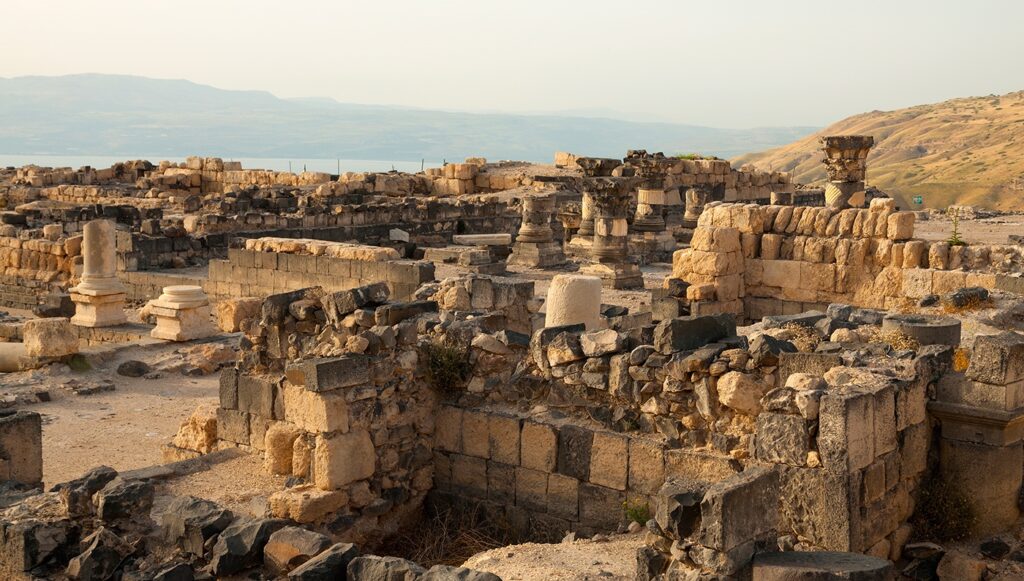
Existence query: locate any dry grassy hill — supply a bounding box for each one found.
[733,91,1024,210]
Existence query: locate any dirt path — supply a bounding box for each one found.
[463,534,645,581]
[0,340,226,487]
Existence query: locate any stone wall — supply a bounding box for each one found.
[0,233,81,309]
[668,200,1024,320]
[206,238,434,301]
[431,406,671,535]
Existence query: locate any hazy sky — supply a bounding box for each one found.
[3,0,1022,128]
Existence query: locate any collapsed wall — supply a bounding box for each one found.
[667,200,1024,320]
[205,269,953,576]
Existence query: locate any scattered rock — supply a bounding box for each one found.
[117,360,152,377]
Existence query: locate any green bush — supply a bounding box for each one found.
[912,476,975,541]
[423,337,472,395]
[623,499,651,525]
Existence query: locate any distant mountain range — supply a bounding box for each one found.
[733,91,1024,210]
[0,74,816,163]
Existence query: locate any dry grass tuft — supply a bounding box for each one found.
[953,347,971,372]
[864,328,921,352]
[940,295,993,315]
[376,504,544,568]
[780,323,821,352]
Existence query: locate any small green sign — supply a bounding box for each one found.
[913,196,923,205]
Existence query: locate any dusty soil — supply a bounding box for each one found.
[463,533,645,581]
[0,337,230,487]
[914,213,1024,245]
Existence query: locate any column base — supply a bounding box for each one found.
[508,241,566,268]
[581,262,644,289]
[70,292,128,328]
[151,305,217,342]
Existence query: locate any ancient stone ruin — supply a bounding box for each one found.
[1,145,1024,580]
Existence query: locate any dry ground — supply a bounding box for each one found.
[463,534,645,581]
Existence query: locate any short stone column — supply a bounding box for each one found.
[683,187,709,228]
[632,188,667,232]
[544,274,602,330]
[70,219,127,328]
[149,285,217,341]
[508,195,565,268]
[821,135,874,210]
[582,187,643,289]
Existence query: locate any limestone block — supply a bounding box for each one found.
[520,421,557,472]
[264,422,302,475]
[697,465,779,552]
[800,263,836,293]
[691,227,741,253]
[434,406,463,453]
[762,260,800,288]
[488,414,521,465]
[461,410,490,459]
[931,270,968,295]
[967,332,1024,386]
[901,240,926,268]
[515,467,548,511]
[487,462,516,503]
[547,473,579,520]
[282,383,348,433]
[448,454,487,500]
[589,432,628,490]
[887,212,915,241]
[755,413,810,466]
[579,483,626,530]
[717,371,766,415]
[269,485,349,524]
[819,392,874,472]
[171,404,218,454]
[313,430,375,490]
[217,408,249,445]
[928,242,950,270]
[580,329,624,357]
[761,234,782,260]
[214,297,262,333]
[22,317,78,357]
[901,269,933,299]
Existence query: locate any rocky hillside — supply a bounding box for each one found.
[732,91,1024,210]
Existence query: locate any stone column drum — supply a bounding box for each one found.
[683,187,709,228]
[632,188,667,232]
[577,192,595,238]
[544,274,602,330]
[70,219,127,327]
[149,285,217,341]
[508,195,565,268]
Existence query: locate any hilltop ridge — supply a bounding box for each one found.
[733,91,1024,210]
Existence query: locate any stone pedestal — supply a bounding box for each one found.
[509,195,565,268]
[545,274,602,330]
[70,219,127,328]
[149,285,217,341]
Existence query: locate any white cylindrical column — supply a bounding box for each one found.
[544,274,602,330]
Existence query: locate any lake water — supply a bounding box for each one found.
[0,155,438,175]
